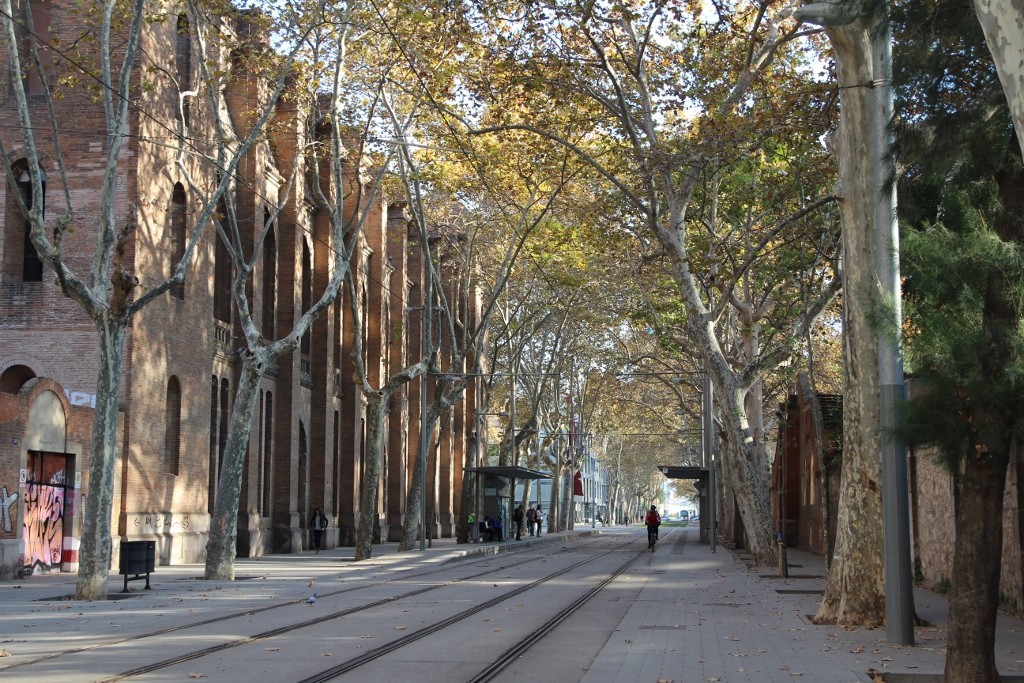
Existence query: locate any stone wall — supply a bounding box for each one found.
[910,447,1023,611]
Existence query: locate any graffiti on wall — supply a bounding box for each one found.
[22,452,67,574]
[131,514,191,531]
[1,486,19,536]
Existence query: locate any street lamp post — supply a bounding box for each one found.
[418,262,433,552]
[702,370,716,553]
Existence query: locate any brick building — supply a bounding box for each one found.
[772,381,1024,613]
[0,3,479,578]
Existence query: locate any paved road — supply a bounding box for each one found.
[3,525,1024,682]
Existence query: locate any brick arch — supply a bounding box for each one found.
[2,147,56,173]
[0,364,36,394]
[0,355,51,385]
[21,376,73,415]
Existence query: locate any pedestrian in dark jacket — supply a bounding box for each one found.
[310,508,329,553]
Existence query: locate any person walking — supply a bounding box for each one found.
[513,504,524,541]
[644,505,661,551]
[310,508,329,553]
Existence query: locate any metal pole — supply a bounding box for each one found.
[875,11,914,645]
[702,370,716,553]
[509,359,516,538]
[419,254,432,552]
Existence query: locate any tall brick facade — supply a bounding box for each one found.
[0,3,479,578]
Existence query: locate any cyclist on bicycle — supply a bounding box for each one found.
[644,505,661,550]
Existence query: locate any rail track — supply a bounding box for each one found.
[1,528,675,683]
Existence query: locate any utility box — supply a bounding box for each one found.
[119,540,155,592]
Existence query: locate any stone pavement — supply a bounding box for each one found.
[2,526,1024,682]
[585,525,1024,683]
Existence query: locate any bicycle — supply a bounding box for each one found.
[647,525,658,551]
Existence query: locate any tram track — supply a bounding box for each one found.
[92,534,634,682]
[0,535,588,677]
[289,538,644,683]
[2,530,667,683]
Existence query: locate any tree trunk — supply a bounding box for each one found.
[400,404,439,550]
[205,355,267,580]
[811,14,887,626]
[457,426,484,544]
[945,440,1008,682]
[75,319,127,601]
[972,0,1024,154]
[355,390,390,560]
[549,463,562,532]
[710,368,778,563]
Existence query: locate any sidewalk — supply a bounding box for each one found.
[3,527,1024,682]
[583,525,1024,683]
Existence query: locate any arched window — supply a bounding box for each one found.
[261,208,276,338]
[175,13,192,127]
[170,183,186,299]
[165,377,182,475]
[3,160,45,282]
[331,410,340,515]
[300,240,312,354]
[207,376,230,511]
[208,375,218,513]
[261,391,273,515]
[213,193,232,324]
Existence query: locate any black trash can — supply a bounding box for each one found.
[119,540,155,592]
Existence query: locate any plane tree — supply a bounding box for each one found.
[198,0,416,578]
[972,0,1024,153]
[467,0,840,563]
[383,113,586,551]
[0,0,314,597]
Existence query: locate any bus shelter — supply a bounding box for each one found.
[465,465,552,541]
[658,465,711,544]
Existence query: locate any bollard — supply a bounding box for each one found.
[778,540,788,579]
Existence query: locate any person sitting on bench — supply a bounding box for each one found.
[480,516,501,542]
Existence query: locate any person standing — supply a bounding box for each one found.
[526,505,537,536]
[513,504,524,540]
[310,507,329,554]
